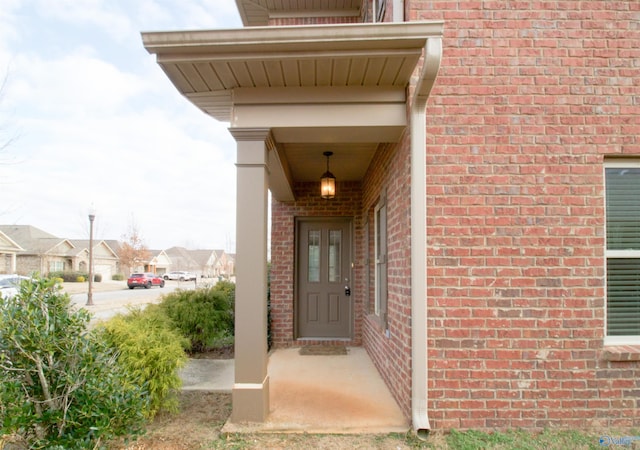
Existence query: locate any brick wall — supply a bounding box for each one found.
[270,181,364,347]
[412,0,640,430]
[361,139,415,419]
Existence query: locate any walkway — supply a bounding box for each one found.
[181,347,409,434]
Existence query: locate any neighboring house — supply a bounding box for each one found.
[0,230,24,273]
[144,0,640,432]
[0,225,77,276]
[0,225,119,279]
[164,246,201,276]
[190,249,233,279]
[225,253,235,279]
[69,239,119,281]
[103,240,124,275]
[146,249,172,276]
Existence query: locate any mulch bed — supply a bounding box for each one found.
[188,345,234,359]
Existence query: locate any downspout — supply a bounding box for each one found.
[410,36,442,439]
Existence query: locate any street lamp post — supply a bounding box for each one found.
[86,211,96,306]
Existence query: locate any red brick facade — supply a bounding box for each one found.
[416,0,640,429]
[268,0,640,431]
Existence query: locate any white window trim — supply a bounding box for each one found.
[604,159,640,346]
[374,201,384,317]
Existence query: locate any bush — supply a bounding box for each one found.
[94,273,102,282]
[48,270,89,282]
[76,275,85,282]
[98,307,189,417]
[0,277,148,449]
[159,281,235,353]
[112,273,125,281]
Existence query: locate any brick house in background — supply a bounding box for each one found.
[143,0,640,432]
[0,230,23,273]
[0,225,119,280]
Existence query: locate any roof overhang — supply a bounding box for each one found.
[234,0,364,27]
[142,22,443,201]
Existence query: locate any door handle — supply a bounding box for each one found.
[345,286,351,296]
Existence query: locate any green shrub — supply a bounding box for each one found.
[76,275,85,282]
[0,277,147,449]
[112,273,125,281]
[98,307,189,417]
[159,281,235,353]
[48,270,89,282]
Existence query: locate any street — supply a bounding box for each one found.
[66,279,198,322]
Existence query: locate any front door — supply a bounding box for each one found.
[296,218,352,339]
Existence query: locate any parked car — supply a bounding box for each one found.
[0,274,30,300]
[163,271,196,281]
[127,273,165,289]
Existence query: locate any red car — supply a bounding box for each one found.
[127,273,165,289]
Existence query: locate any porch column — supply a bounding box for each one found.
[229,128,271,422]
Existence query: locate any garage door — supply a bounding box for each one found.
[95,265,112,280]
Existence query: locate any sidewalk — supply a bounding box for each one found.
[61,280,127,295]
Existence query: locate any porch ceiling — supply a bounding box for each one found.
[235,0,364,27]
[142,22,443,200]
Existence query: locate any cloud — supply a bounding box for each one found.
[0,0,242,250]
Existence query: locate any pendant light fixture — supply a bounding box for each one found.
[320,151,336,199]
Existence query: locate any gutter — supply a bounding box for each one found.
[410,36,442,439]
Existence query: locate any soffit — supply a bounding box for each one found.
[142,22,443,123]
[142,22,443,200]
[235,0,364,27]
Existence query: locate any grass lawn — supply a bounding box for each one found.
[108,391,628,449]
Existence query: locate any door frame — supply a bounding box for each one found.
[294,216,354,340]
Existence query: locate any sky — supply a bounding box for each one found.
[0,0,243,251]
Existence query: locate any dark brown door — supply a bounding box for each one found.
[296,218,352,339]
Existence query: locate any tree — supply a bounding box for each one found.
[119,219,151,275]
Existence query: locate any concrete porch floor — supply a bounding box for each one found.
[222,347,409,434]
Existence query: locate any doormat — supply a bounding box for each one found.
[299,346,348,356]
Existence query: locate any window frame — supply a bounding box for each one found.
[604,159,640,345]
[374,196,388,328]
[49,260,64,272]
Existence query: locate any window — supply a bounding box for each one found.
[49,260,64,272]
[606,162,640,343]
[375,0,387,22]
[308,230,320,283]
[375,198,388,327]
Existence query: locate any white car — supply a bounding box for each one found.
[163,271,197,281]
[0,274,30,300]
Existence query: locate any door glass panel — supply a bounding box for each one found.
[328,229,341,282]
[308,230,320,282]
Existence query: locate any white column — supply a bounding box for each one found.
[229,128,271,422]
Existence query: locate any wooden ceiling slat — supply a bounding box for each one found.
[315,58,333,86]
[346,56,367,86]
[160,64,195,93]
[193,62,224,91]
[209,62,239,89]
[281,60,301,86]
[246,60,270,86]
[363,57,386,86]
[264,60,286,87]
[229,61,255,87]
[298,59,316,86]
[331,58,351,86]
[377,56,404,86]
